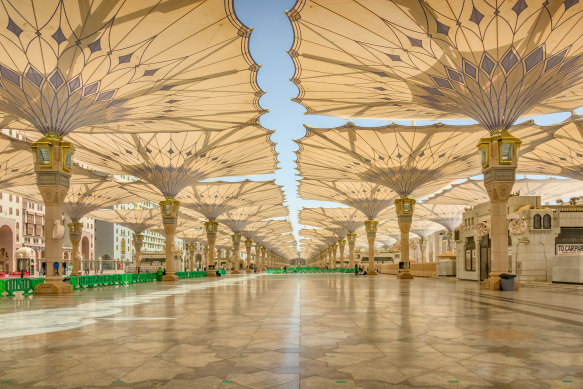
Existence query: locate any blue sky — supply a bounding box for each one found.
[232,0,583,249]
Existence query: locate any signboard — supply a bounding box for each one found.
[556,244,583,255]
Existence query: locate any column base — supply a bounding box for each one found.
[34,281,73,294]
[206,271,218,277]
[232,270,240,274]
[397,271,414,279]
[162,274,179,282]
[481,275,519,291]
[367,271,377,276]
[246,269,252,274]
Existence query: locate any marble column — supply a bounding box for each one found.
[159,198,180,281]
[231,233,241,274]
[68,221,83,277]
[133,233,144,269]
[245,239,253,273]
[347,233,356,269]
[203,247,209,270]
[338,239,346,269]
[365,220,378,276]
[31,136,74,294]
[419,237,427,262]
[395,197,415,280]
[478,130,521,290]
[331,243,338,269]
[261,246,266,271]
[254,244,260,271]
[205,220,219,277]
[188,243,195,271]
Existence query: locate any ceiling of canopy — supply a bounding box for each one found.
[0,132,35,189]
[426,177,583,206]
[0,0,265,136]
[88,208,160,234]
[179,180,285,220]
[67,127,278,198]
[298,179,398,220]
[288,0,583,131]
[519,113,583,180]
[7,165,151,220]
[299,207,366,234]
[296,121,554,200]
[219,204,289,233]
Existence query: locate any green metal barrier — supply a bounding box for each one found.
[0,279,4,295]
[5,278,34,296]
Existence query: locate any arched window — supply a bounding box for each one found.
[543,214,551,229]
[121,238,126,255]
[533,214,542,229]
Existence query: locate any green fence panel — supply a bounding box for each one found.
[0,279,4,295]
[5,279,33,296]
[68,276,80,290]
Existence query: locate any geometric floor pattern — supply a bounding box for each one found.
[0,274,582,388]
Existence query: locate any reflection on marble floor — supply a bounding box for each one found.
[0,275,582,388]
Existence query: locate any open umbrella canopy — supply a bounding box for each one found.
[298,179,397,220]
[68,128,278,198]
[299,207,366,233]
[219,204,289,233]
[288,0,583,131]
[179,180,284,220]
[426,177,583,206]
[0,132,34,189]
[0,0,265,136]
[296,121,552,199]
[88,208,160,234]
[7,165,150,221]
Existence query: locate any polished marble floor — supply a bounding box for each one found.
[0,274,582,388]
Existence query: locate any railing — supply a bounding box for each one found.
[68,273,160,289]
[1,278,45,296]
[266,267,355,274]
[2,270,213,296]
[176,271,207,279]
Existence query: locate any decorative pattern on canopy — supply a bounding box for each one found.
[415,204,466,232]
[179,180,284,220]
[298,179,397,219]
[88,208,160,234]
[296,121,554,198]
[299,207,366,233]
[68,128,278,198]
[288,0,583,131]
[426,177,583,206]
[409,219,446,239]
[0,0,265,136]
[520,113,583,180]
[0,132,34,189]
[219,204,289,233]
[176,228,207,244]
[7,166,149,221]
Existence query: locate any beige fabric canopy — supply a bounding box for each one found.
[0,132,34,189]
[288,0,583,131]
[296,121,551,199]
[219,204,289,233]
[179,180,284,220]
[0,0,264,136]
[298,179,397,219]
[520,113,583,180]
[415,203,466,232]
[426,177,583,206]
[67,127,277,198]
[299,207,366,234]
[88,208,160,234]
[8,166,150,221]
